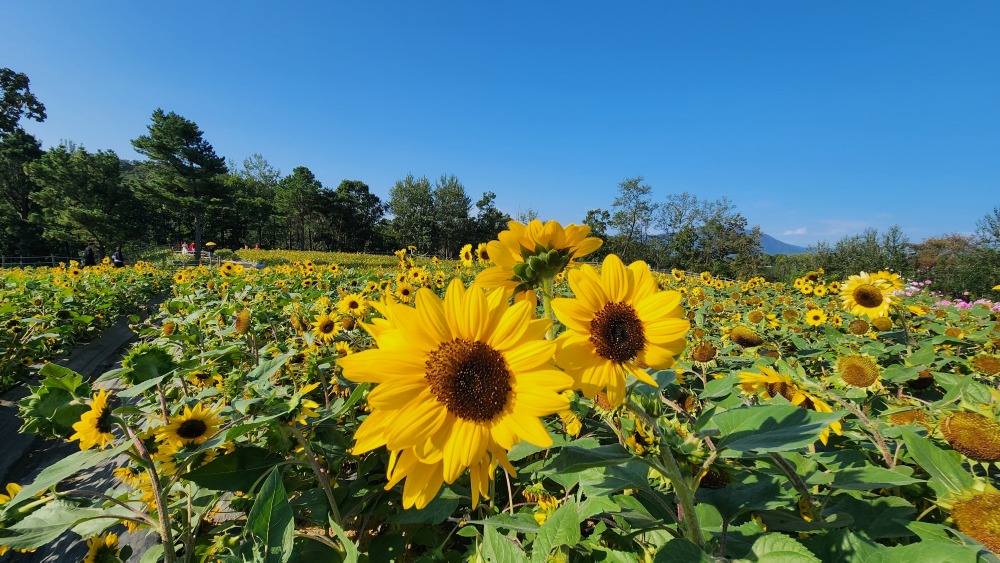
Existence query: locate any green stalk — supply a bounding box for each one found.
[541,277,556,340]
[290,425,343,528]
[624,400,704,547]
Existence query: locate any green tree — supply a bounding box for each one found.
[330,179,386,251]
[976,206,1000,247]
[608,176,657,262]
[0,130,44,255]
[131,109,228,264]
[222,153,280,248]
[431,174,472,256]
[470,191,511,244]
[388,174,435,251]
[27,143,137,254]
[274,166,322,250]
[1,68,46,137]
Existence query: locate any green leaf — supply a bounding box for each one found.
[246,468,294,563]
[531,500,581,563]
[696,474,780,521]
[907,344,937,367]
[547,444,633,473]
[116,373,169,398]
[1,501,105,550]
[900,428,974,498]
[182,446,285,492]
[388,495,460,525]
[37,363,84,389]
[828,466,924,490]
[748,533,820,562]
[714,404,844,453]
[3,442,128,514]
[329,514,359,563]
[700,374,737,399]
[482,525,528,562]
[248,353,294,382]
[653,538,713,562]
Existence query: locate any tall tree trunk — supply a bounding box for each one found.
[194,210,202,266]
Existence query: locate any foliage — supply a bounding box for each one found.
[4,232,1000,561]
[0,260,170,387]
[131,109,228,264]
[27,142,140,253]
[0,67,46,137]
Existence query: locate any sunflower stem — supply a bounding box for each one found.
[768,452,823,523]
[124,423,177,563]
[541,278,556,340]
[624,400,703,547]
[289,425,343,529]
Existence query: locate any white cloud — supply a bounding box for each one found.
[783,227,807,236]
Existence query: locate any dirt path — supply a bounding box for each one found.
[1,298,165,562]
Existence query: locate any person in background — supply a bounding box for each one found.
[82,242,96,267]
[111,247,125,268]
[181,241,188,255]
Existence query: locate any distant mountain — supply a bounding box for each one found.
[762,233,808,255]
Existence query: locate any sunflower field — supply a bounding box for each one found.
[3,220,1000,562]
[0,260,171,389]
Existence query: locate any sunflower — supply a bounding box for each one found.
[70,388,116,451]
[476,242,490,263]
[288,382,322,426]
[157,402,222,447]
[950,488,1000,553]
[730,326,764,348]
[337,293,369,318]
[836,355,880,388]
[83,532,120,563]
[395,281,416,303]
[234,308,251,334]
[338,279,572,509]
[840,272,895,319]
[671,268,685,282]
[828,280,841,293]
[940,411,1000,462]
[804,309,827,327]
[848,318,870,335]
[689,341,719,369]
[476,219,602,294]
[552,254,688,406]
[460,244,475,267]
[312,312,339,344]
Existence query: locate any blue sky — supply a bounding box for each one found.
[4,2,999,246]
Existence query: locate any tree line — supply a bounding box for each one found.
[0,69,511,261]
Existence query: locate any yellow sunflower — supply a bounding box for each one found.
[83,532,120,563]
[337,292,369,318]
[840,272,895,319]
[312,312,339,344]
[460,244,475,267]
[338,279,572,509]
[70,387,116,451]
[552,254,689,406]
[395,281,416,303]
[476,219,602,294]
[804,309,827,327]
[157,402,222,447]
[476,242,491,263]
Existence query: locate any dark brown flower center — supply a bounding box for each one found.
[96,406,114,434]
[426,339,511,422]
[319,319,336,334]
[177,419,208,440]
[853,284,884,308]
[590,302,646,363]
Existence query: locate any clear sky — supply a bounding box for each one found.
[4,2,999,246]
